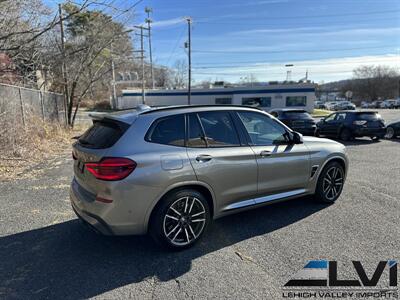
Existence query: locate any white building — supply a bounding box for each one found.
[117,83,316,112]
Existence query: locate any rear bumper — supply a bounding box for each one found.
[353,127,386,137]
[69,178,152,236]
[70,185,114,235]
[71,200,114,235]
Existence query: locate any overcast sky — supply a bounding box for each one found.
[130,0,399,83]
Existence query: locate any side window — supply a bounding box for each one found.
[335,113,346,122]
[187,114,207,148]
[242,97,271,107]
[286,96,306,107]
[146,114,185,146]
[324,114,336,122]
[238,111,290,146]
[198,111,240,147]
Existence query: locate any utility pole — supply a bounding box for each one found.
[58,4,69,126]
[134,26,146,104]
[185,17,192,105]
[145,7,154,89]
[110,44,117,108]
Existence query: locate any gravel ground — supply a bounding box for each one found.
[0,110,399,300]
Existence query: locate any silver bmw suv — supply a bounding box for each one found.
[70,105,348,249]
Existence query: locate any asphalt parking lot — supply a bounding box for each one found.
[0,110,399,299]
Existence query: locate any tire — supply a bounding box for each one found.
[371,136,380,142]
[149,189,210,250]
[339,128,352,141]
[314,161,345,204]
[385,127,395,139]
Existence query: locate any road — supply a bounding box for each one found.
[0,110,399,299]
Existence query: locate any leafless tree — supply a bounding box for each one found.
[342,65,399,101]
[171,59,187,88]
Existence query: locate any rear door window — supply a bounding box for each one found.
[78,120,128,149]
[187,114,207,148]
[146,114,185,146]
[198,111,240,147]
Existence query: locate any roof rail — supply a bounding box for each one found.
[140,104,263,114]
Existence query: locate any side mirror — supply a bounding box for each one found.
[292,131,303,144]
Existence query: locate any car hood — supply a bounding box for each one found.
[302,136,344,147]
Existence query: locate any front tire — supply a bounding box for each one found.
[314,161,345,204]
[149,189,210,250]
[339,128,352,141]
[385,127,395,139]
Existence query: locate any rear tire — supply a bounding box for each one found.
[149,189,210,250]
[314,161,345,204]
[339,128,352,141]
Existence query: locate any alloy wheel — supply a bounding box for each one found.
[322,166,344,201]
[385,127,395,139]
[163,196,206,246]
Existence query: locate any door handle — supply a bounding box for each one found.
[260,150,272,157]
[196,154,213,162]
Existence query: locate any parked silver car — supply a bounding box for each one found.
[70,105,348,249]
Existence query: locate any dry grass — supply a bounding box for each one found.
[0,115,88,181]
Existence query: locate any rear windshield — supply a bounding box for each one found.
[78,120,128,149]
[356,113,381,121]
[282,111,312,120]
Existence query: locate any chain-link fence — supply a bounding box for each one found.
[0,83,66,154]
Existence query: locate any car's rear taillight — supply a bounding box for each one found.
[85,157,136,181]
[353,120,367,125]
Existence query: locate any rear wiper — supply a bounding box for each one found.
[78,139,94,146]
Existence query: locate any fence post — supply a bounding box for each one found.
[39,91,45,121]
[55,94,60,123]
[18,87,26,128]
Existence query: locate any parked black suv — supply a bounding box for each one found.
[315,111,386,141]
[269,109,316,136]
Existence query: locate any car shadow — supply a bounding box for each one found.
[0,197,327,299]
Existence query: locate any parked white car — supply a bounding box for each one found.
[334,101,356,111]
[361,101,370,108]
[381,99,398,109]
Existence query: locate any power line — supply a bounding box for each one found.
[192,44,399,55]
[194,9,400,25]
[193,57,400,69]
[165,25,187,66]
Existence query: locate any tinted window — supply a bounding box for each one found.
[286,96,306,107]
[356,113,381,121]
[282,111,312,120]
[215,97,232,105]
[324,114,336,122]
[242,97,271,107]
[78,120,127,149]
[198,111,240,147]
[146,115,185,146]
[187,114,207,148]
[335,113,347,121]
[238,111,290,145]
